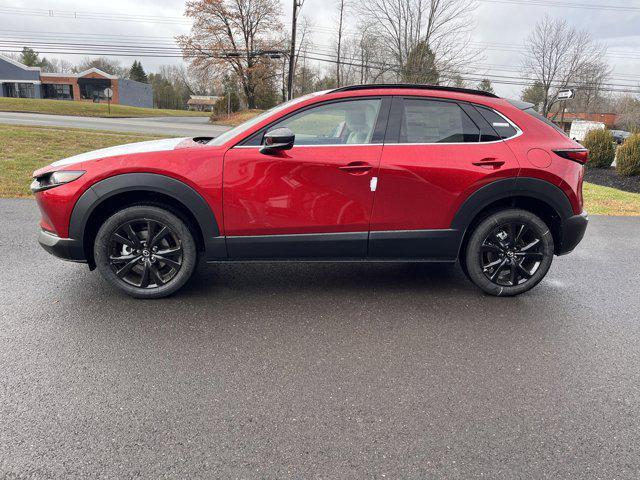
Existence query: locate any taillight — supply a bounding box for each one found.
[553,149,589,164]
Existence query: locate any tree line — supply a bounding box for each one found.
[7,0,640,128]
[175,0,637,128]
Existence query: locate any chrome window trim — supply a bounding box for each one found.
[232,143,384,149]
[230,103,523,148]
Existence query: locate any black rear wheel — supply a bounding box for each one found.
[94,205,197,298]
[463,209,554,296]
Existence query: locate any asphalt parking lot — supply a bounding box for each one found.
[1,198,640,479]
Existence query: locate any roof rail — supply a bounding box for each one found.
[329,83,499,98]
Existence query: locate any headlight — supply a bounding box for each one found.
[30,170,86,193]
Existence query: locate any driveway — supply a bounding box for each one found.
[1,199,639,478]
[0,111,230,137]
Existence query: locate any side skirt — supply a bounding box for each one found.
[368,229,462,261]
[220,229,463,261]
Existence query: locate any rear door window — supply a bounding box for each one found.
[399,98,480,143]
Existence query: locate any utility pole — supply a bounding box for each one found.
[287,0,301,100]
[336,0,345,87]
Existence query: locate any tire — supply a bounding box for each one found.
[94,205,198,299]
[463,209,554,296]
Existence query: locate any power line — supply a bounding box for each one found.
[4,37,640,85]
[479,0,640,12]
[2,44,638,94]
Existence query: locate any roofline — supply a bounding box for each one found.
[40,68,119,80]
[0,54,41,72]
[329,83,500,99]
[75,68,118,79]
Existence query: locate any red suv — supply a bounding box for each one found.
[32,84,588,298]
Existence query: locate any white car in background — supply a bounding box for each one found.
[569,120,605,142]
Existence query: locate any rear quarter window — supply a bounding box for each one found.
[522,107,568,136]
[506,99,568,137]
[476,106,518,140]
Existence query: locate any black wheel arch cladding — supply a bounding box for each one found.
[451,177,574,232]
[69,173,222,264]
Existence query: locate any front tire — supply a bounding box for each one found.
[463,209,554,296]
[94,205,198,299]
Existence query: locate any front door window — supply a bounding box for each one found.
[268,98,382,145]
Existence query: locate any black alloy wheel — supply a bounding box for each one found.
[108,219,183,289]
[463,209,554,296]
[94,205,198,299]
[480,222,544,287]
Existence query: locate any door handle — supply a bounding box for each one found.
[472,157,505,169]
[339,161,372,174]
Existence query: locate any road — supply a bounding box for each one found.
[0,111,230,137]
[1,199,640,479]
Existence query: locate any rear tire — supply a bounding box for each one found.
[463,209,554,296]
[94,205,198,299]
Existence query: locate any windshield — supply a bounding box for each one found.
[208,93,321,146]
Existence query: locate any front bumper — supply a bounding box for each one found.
[557,211,588,255]
[38,229,86,263]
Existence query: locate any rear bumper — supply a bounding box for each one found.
[38,229,86,263]
[558,211,588,255]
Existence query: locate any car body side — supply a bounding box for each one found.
[33,87,587,267]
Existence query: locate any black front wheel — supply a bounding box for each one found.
[463,209,554,296]
[94,205,198,299]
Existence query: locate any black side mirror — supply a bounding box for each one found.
[260,127,295,154]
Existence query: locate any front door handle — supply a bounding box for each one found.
[339,161,372,174]
[472,157,505,169]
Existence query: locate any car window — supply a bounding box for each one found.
[270,98,382,145]
[399,99,480,143]
[209,95,314,146]
[475,106,518,140]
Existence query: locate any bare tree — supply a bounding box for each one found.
[354,22,391,83]
[177,0,284,109]
[42,58,74,74]
[74,57,128,77]
[570,61,611,114]
[356,0,479,82]
[279,14,313,99]
[615,94,640,132]
[521,16,610,117]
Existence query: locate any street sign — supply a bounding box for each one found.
[103,87,113,115]
[557,89,575,100]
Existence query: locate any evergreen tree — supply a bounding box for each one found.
[402,41,439,84]
[521,82,546,111]
[129,61,149,83]
[477,79,495,94]
[19,47,41,67]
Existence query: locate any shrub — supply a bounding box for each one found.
[583,128,616,168]
[616,133,640,176]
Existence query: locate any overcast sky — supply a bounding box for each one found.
[1,0,638,98]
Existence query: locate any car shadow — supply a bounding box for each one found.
[179,261,473,298]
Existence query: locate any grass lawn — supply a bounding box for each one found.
[0,124,165,197]
[583,182,640,216]
[2,122,640,217]
[0,97,210,118]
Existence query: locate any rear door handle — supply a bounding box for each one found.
[339,161,373,174]
[472,158,505,169]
